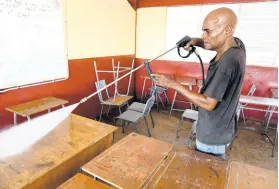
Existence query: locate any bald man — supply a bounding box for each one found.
[153,7,246,156]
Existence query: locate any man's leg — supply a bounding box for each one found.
[196,139,226,155]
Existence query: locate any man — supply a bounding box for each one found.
[152,7,246,156]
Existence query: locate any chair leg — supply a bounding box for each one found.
[119,106,122,115]
[241,108,247,127]
[143,117,151,137]
[155,94,159,112]
[149,112,155,128]
[133,123,139,133]
[163,90,171,106]
[121,119,125,133]
[169,91,177,116]
[99,105,104,121]
[107,105,111,116]
[272,125,278,157]
[176,117,183,138]
[158,94,166,110]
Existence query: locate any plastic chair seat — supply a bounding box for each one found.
[182,109,198,120]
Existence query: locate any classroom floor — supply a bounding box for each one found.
[107,107,278,171]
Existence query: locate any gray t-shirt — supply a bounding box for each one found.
[196,37,246,145]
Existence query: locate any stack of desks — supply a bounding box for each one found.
[0,114,117,189]
[59,133,277,189]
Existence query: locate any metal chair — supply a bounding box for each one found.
[169,77,196,116]
[140,75,171,111]
[95,80,133,121]
[176,109,198,139]
[117,95,156,137]
[239,84,257,127]
[127,102,155,128]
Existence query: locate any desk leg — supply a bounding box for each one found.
[169,91,177,116]
[27,116,31,121]
[14,113,17,125]
[272,126,278,157]
[264,106,276,134]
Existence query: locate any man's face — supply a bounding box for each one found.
[201,18,226,51]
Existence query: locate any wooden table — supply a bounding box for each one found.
[57,173,113,189]
[240,94,278,157]
[240,95,278,107]
[82,133,174,189]
[227,161,278,189]
[0,113,117,189]
[145,146,228,189]
[6,97,69,125]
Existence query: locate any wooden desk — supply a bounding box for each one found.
[240,95,278,157]
[227,161,278,189]
[82,133,174,189]
[6,97,69,125]
[145,146,228,189]
[0,114,117,189]
[239,95,278,107]
[57,173,113,189]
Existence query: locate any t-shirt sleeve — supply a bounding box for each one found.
[203,54,238,101]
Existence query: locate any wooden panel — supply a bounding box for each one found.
[145,146,228,189]
[0,114,118,189]
[82,133,174,189]
[6,97,68,117]
[57,173,112,189]
[227,161,278,189]
[104,95,134,106]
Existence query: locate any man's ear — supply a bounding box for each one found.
[224,26,233,37]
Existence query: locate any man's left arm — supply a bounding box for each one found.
[152,74,218,111]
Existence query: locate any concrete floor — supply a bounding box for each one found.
[103,107,278,171]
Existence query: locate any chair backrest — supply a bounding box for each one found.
[142,95,155,116]
[247,84,257,96]
[236,102,241,121]
[95,80,110,102]
[242,84,257,107]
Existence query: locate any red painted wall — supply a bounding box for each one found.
[0,55,135,130]
[135,58,278,121]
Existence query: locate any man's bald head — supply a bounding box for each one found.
[201,7,238,51]
[204,7,237,33]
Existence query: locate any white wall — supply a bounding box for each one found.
[66,0,136,59]
[136,7,167,59]
[136,2,278,67]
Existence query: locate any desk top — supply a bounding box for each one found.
[270,88,278,98]
[176,76,197,86]
[227,161,278,189]
[240,95,278,107]
[6,97,69,117]
[82,133,174,189]
[57,173,113,189]
[0,114,117,189]
[145,146,228,189]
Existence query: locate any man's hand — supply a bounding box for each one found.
[184,38,205,50]
[152,74,180,89]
